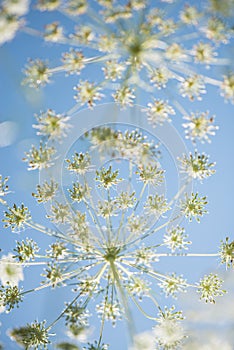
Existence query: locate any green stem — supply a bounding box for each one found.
[109,260,135,341]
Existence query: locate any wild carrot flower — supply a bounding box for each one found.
[179,152,216,181]
[183,112,218,144]
[16,0,233,117]
[1,0,233,348]
[1,115,228,348]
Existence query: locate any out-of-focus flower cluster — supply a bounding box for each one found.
[0,0,29,46]
[1,0,233,126]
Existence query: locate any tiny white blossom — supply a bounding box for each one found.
[183,112,218,143]
[221,74,234,103]
[204,18,229,43]
[180,5,201,25]
[165,43,186,61]
[113,86,135,107]
[150,67,172,89]
[164,226,191,252]
[192,42,216,65]
[96,301,122,326]
[37,0,60,11]
[103,60,125,81]
[74,80,103,108]
[197,273,226,303]
[43,22,63,42]
[179,75,206,101]
[33,109,70,139]
[154,308,185,349]
[62,49,85,75]
[146,99,175,126]
[179,152,216,181]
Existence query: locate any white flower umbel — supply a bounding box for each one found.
[183,112,218,144]
[0,11,22,46]
[179,152,216,181]
[221,74,234,103]
[154,307,185,349]
[145,99,175,127]
[0,254,24,286]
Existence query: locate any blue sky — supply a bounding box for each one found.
[0,1,234,348]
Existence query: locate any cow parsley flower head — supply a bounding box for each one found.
[23,59,51,88]
[209,0,234,17]
[179,75,206,101]
[14,239,39,262]
[204,17,229,43]
[192,42,216,65]
[0,284,23,313]
[62,49,86,75]
[23,142,55,170]
[2,0,30,16]
[15,0,233,122]
[179,152,216,181]
[180,5,202,25]
[197,273,226,303]
[220,237,234,268]
[164,226,191,252]
[154,306,185,349]
[43,22,63,42]
[3,204,31,232]
[183,112,218,143]
[150,66,172,89]
[0,0,233,345]
[103,60,125,81]
[159,273,187,299]
[0,10,22,46]
[136,164,164,186]
[221,74,234,103]
[144,194,170,218]
[33,109,70,139]
[112,86,135,107]
[145,99,175,126]
[9,320,50,349]
[74,81,103,109]
[37,0,60,11]
[181,192,208,222]
[32,180,58,203]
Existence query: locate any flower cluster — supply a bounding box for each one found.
[0,0,29,46]
[0,116,232,348]
[8,0,232,117]
[220,237,234,268]
[179,152,216,181]
[197,273,226,303]
[0,0,233,349]
[9,321,50,349]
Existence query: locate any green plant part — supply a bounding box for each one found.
[9,321,50,349]
[3,204,31,232]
